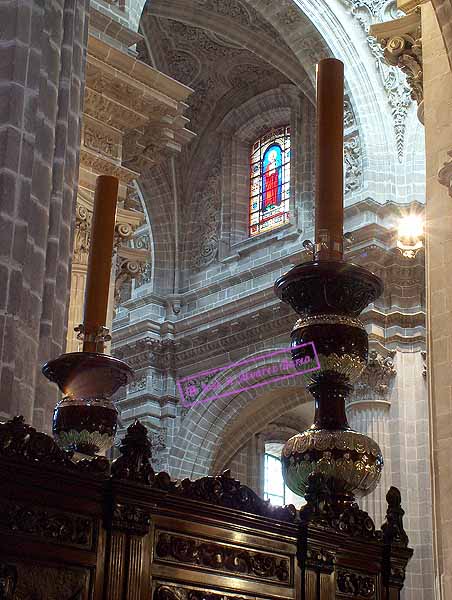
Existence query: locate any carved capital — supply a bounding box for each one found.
[370,12,423,123]
[115,247,149,304]
[352,350,396,400]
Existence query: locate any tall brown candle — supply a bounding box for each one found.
[315,58,344,261]
[83,175,119,353]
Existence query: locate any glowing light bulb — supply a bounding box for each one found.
[398,214,424,241]
[396,214,424,258]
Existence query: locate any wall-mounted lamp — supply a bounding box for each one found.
[396,214,424,258]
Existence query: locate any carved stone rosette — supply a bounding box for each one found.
[275,260,384,506]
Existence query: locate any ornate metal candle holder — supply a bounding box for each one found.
[274,260,384,507]
[42,351,133,456]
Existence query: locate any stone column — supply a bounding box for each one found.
[422,2,452,596]
[0,0,90,426]
[346,350,396,527]
[347,399,392,526]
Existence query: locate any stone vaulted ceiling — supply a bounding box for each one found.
[138,0,313,149]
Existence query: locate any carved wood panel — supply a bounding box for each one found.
[153,581,276,600]
[154,530,291,585]
[8,561,90,600]
[0,499,94,550]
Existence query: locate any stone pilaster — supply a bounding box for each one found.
[347,350,396,527]
[0,0,90,426]
[423,2,452,597]
[66,194,148,353]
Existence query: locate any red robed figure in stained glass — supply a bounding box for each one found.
[262,145,282,211]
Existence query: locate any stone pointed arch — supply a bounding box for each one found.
[168,346,312,479]
[137,163,175,294]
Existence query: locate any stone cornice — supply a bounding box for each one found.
[89,7,144,48]
[344,198,424,220]
[397,0,429,15]
[113,301,425,372]
[347,399,392,411]
[87,36,194,104]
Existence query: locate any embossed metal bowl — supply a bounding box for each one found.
[42,352,134,455]
[281,428,383,499]
[292,314,368,386]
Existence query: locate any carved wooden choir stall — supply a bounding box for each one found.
[0,59,412,600]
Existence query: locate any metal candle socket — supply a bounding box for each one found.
[42,352,133,456]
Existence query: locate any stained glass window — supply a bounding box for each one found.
[249,126,290,237]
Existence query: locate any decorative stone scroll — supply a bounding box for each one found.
[370,11,423,123]
[343,0,414,158]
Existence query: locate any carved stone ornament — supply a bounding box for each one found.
[344,133,362,194]
[0,562,17,600]
[381,486,409,547]
[370,11,423,123]
[111,419,155,485]
[155,532,290,582]
[421,350,427,378]
[438,149,452,196]
[73,202,92,266]
[343,0,414,158]
[191,156,222,270]
[354,350,396,399]
[0,416,110,474]
[114,337,176,371]
[134,233,152,286]
[0,499,93,549]
[336,569,376,597]
[114,251,147,305]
